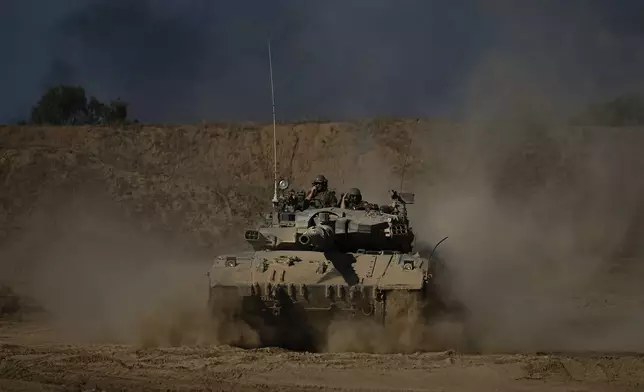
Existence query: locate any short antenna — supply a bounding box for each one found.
[268,38,278,204]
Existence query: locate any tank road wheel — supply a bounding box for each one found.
[208,286,320,351]
[207,286,261,348]
[257,291,321,352]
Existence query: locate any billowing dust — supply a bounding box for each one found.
[0,191,263,349]
[3,67,644,355]
[334,59,644,355]
[5,117,644,356]
[412,71,644,354]
[322,292,467,354]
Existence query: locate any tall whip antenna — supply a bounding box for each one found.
[268,38,278,204]
[399,125,417,192]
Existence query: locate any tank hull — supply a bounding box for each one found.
[207,249,453,350]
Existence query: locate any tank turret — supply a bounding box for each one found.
[243,179,416,253]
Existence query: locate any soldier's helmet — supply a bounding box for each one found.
[347,187,362,203]
[312,174,328,191]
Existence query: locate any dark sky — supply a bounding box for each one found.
[2,0,644,123]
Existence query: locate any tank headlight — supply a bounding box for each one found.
[403,260,414,270]
[278,178,290,190]
[225,257,237,267]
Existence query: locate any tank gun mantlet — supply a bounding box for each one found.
[297,224,334,248]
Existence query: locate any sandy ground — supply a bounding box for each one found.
[0,320,642,392]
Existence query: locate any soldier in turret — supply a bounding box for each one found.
[303,174,338,209]
[292,189,307,211]
[281,189,307,212]
[340,188,377,210]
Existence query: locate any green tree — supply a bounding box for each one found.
[31,85,88,125]
[29,85,131,125]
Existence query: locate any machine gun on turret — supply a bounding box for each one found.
[380,189,414,218]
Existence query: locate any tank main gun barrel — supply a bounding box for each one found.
[298,225,334,250]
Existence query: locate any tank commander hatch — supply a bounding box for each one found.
[282,189,307,212]
[339,188,377,210]
[302,174,338,209]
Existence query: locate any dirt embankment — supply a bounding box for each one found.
[0,119,440,249]
[2,120,643,252]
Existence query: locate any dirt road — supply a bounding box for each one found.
[0,320,642,392]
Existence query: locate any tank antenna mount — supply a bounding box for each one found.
[268,37,279,205]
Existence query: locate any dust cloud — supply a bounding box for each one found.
[409,57,644,354]
[2,1,644,362]
[322,292,466,354]
[315,47,644,354]
[0,190,257,348]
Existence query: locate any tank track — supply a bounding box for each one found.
[206,284,458,352]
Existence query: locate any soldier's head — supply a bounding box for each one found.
[346,187,362,205]
[312,174,328,191]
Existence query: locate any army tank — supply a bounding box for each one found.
[206,179,453,351]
